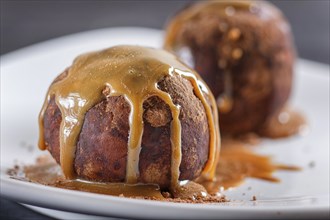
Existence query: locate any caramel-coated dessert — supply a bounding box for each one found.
[38,45,220,190]
[164,0,296,135]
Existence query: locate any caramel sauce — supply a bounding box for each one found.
[19,156,212,201]
[38,45,220,188]
[216,71,233,113]
[23,157,163,199]
[18,137,299,200]
[197,138,300,194]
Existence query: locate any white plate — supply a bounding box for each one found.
[1,27,329,219]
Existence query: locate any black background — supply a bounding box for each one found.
[1,0,329,219]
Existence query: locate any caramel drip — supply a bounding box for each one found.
[155,90,182,187]
[173,68,220,179]
[23,159,163,199]
[217,71,234,113]
[22,135,300,199]
[38,45,219,188]
[126,98,144,183]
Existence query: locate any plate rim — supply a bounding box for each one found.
[1,27,329,219]
[1,177,329,219]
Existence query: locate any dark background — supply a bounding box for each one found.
[1,0,330,64]
[1,0,329,219]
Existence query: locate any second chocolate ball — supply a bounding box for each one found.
[164,0,296,135]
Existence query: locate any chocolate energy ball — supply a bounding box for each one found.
[164,0,296,135]
[38,45,220,189]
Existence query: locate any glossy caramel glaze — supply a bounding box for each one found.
[38,45,220,188]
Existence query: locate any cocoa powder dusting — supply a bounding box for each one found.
[196,137,300,194]
[7,154,227,203]
[7,137,299,204]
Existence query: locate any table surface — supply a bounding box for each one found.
[1,1,329,219]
